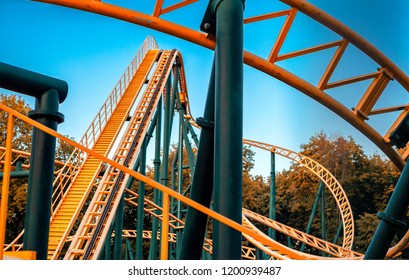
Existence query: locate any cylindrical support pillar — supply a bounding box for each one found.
[301,181,324,252]
[179,61,216,260]
[213,0,244,260]
[23,89,65,260]
[364,162,409,259]
[136,138,147,260]
[0,62,67,260]
[268,152,277,240]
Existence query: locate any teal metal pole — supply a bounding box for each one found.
[23,89,65,260]
[135,138,147,260]
[149,101,162,260]
[301,181,324,252]
[0,170,30,179]
[125,238,134,260]
[0,63,68,260]
[182,122,196,175]
[268,152,277,240]
[213,0,244,260]
[333,220,343,245]
[185,119,199,147]
[176,92,184,221]
[365,162,409,259]
[179,60,215,260]
[321,185,327,241]
[113,195,125,260]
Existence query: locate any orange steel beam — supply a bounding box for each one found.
[244,9,291,24]
[281,0,409,93]
[318,39,349,90]
[268,8,297,63]
[325,72,380,90]
[153,0,164,16]
[369,105,409,116]
[0,117,14,260]
[34,0,406,170]
[275,40,343,62]
[161,0,198,16]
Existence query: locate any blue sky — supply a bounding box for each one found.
[1,0,408,176]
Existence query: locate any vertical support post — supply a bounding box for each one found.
[268,152,277,240]
[333,220,343,245]
[321,185,327,241]
[213,0,244,260]
[176,92,184,221]
[113,196,125,260]
[365,162,409,259]
[23,89,65,260]
[301,181,324,252]
[149,101,162,260]
[179,61,215,260]
[136,139,147,260]
[0,63,67,260]
[125,238,134,260]
[0,116,14,260]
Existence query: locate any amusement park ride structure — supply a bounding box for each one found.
[1,0,409,260]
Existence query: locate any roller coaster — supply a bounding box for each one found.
[1,0,409,260]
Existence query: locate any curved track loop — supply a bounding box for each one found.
[243,208,362,259]
[36,0,409,170]
[243,138,354,250]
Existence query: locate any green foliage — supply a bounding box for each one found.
[0,94,32,150]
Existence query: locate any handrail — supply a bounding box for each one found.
[49,36,159,216]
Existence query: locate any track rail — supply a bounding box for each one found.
[244,138,354,250]
[64,50,179,260]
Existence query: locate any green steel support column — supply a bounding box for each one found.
[182,123,196,175]
[170,147,179,213]
[287,237,293,249]
[179,60,215,260]
[160,76,173,190]
[321,185,327,242]
[113,195,125,260]
[149,102,162,260]
[136,138,147,260]
[175,98,184,259]
[213,0,244,260]
[149,101,162,260]
[0,63,68,260]
[0,170,30,179]
[23,90,65,260]
[301,181,324,252]
[176,92,185,221]
[365,162,409,259]
[0,158,30,179]
[105,226,113,260]
[333,220,343,245]
[158,75,174,258]
[186,119,199,147]
[268,152,277,240]
[125,238,134,260]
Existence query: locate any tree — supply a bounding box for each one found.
[273,132,400,253]
[0,94,32,151]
